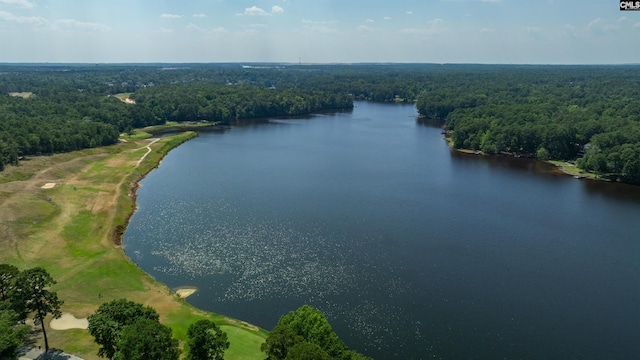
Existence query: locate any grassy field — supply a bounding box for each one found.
[548,160,597,179]
[0,133,268,359]
[140,121,222,134]
[112,93,134,104]
[8,92,34,99]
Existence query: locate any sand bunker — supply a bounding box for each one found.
[49,313,89,330]
[41,183,56,189]
[176,288,197,298]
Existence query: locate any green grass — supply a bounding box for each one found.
[120,130,152,140]
[141,122,219,133]
[222,326,269,359]
[113,93,133,101]
[0,132,267,359]
[0,170,34,184]
[9,195,61,238]
[549,160,597,179]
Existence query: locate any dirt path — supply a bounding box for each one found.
[0,135,267,360]
[135,138,161,167]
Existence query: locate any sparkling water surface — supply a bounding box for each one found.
[125,101,640,359]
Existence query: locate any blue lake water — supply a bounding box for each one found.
[124,101,640,359]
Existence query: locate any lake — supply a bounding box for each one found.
[124,101,640,359]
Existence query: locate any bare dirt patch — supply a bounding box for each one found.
[41,183,56,189]
[9,92,34,99]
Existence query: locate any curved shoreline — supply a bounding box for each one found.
[112,131,198,246]
[111,131,268,357]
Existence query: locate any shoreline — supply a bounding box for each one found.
[443,137,605,182]
[0,131,267,359]
[112,132,198,246]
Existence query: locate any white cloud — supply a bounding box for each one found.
[481,28,496,32]
[365,19,374,23]
[187,23,200,31]
[383,16,391,21]
[160,13,182,19]
[400,18,446,35]
[618,16,627,23]
[250,23,268,28]
[406,11,413,15]
[237,29,259,36]
[0,0,34,9]
[524,26,541,33]
[481,0,503,2]
[210,27,228,34]
[0,10,46,25]
[302,19,338,25]
[156,27,174,33]
[242,5,283,16]
[244,6,268,16]
[0,10,109,32]
[634,22,640,29]
[193,13,206,18]
[187,23,227,34]
[587,17,602,30]
[56,19,111,31]
[357,25,373,32]
[304,25,338,34]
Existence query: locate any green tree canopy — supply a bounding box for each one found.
[9,267,62,353]
[186,319,229,360]
[87,298,160,359]
[0,309,30,360]
[262,305,371,360]
[112,318,180,360]
[285,342,330,360]
[0,264,19,302]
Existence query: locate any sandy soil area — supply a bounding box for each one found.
[41,183,56,189]
[50,313,89,330]
[176,288,197,298]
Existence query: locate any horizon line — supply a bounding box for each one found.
[1,61,640,67]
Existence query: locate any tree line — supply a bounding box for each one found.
[3,63,640,183]
[131,84,353,125]
[0,65,358,171]
[1,264,368,359]
[416,65,640,184]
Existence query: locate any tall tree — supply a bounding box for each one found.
[186,319,229,360]
[112,318,180,360]
[10,267,63,353]
[87,299,160,359]
[262,305,371,360]
[0,264,19,302]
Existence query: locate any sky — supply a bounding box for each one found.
[0,0,637,64]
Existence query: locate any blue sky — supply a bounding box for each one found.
[0,0,637,64]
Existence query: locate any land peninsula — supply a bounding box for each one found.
[0,131,267,359]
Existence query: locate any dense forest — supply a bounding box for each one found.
[1,64,640,183]
[0,64,357,170]
[415,66,640,184]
